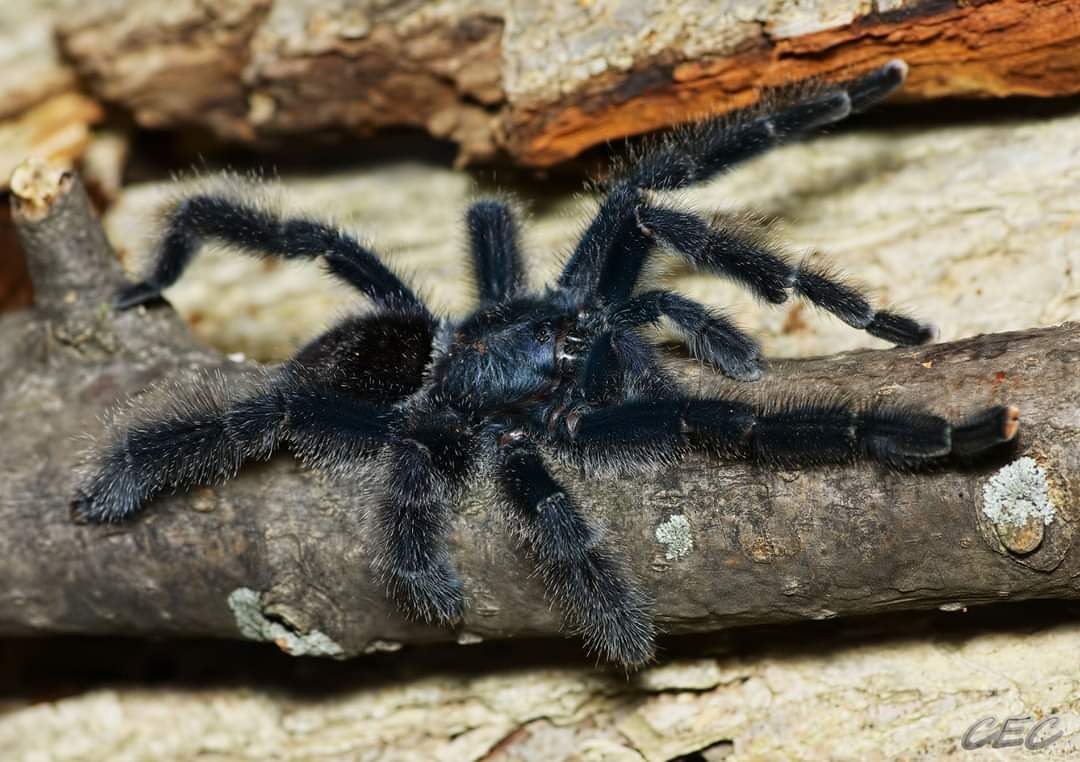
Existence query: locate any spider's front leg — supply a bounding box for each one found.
[559,59,909,295]
[375,411,477,625]
[610,290,763,382]
[563,397,1019,472]
[497,441,655,668]
[635,206,938,346]
[622,58,909,192]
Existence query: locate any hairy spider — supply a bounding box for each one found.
[74,60,1019,668]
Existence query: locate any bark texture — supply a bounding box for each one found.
[0,0,78,122]
[2,160,1079,664]
[5,611,1080,760]
[42,0,1080,165]
[0,1,102,191]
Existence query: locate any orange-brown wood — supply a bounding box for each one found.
[506,0,1080,166]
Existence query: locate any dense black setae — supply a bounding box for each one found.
[74,60,1019,669]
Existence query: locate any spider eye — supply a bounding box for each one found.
[533,322,553,343]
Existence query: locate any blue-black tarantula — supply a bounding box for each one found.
[75,60,1019,668]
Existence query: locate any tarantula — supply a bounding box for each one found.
[74,59,1019,668]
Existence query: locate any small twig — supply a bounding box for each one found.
[1,163,1077,660]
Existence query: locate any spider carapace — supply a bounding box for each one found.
[75,60,1019,668]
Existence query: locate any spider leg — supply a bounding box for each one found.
[844,60,912,112]
[611,290,762,381]
[564,397,1019,472]
[375,414,474,625]
[623,59,907,191]
[73,369,400,523]
[498,442,655,668]
[466,200,523,304]
[73,374,285,523]
[282,382,403,473]
[580,328,680,406]
[557,184,644,296]
[635,206,937,345]
[558,61,907,296]
[114,192,427,313]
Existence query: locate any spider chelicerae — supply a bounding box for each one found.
[74,59,1019,668]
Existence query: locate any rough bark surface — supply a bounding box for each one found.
[5,611,1080,760]
[42,0,1080,165]
[2,161,1079,665]
[504,0,1080,165]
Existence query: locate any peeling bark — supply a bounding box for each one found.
[0,93,103,192]
[45,0,1080,165]
[0,0,79,122]
[2,161,1078,661]
[505,0,1080,165]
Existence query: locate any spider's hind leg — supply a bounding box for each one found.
[73,357,408,524]
[498,443,655,668]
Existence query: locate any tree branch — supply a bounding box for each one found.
[2,162,1077,659]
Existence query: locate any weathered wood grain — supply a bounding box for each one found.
[47,0,1080,165]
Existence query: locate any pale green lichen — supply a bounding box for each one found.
[227,587,344,658]
[982,456,1055,527]
[655,514,693,561]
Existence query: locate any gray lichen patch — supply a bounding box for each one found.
[655,514,693,561]
[982,457,1056,528]
[227,587,344,658]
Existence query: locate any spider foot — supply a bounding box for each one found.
[559,556,657,669]
[952,405,1020,456]
[70,486,142,525]
[69,492,98,524]
[586,606,656,670]
[866,312,938,345]
[114,281,168,310]
[388,565,466,626]
[849,59,909,113]
[574,574,656,669]
[704,337,763,382]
